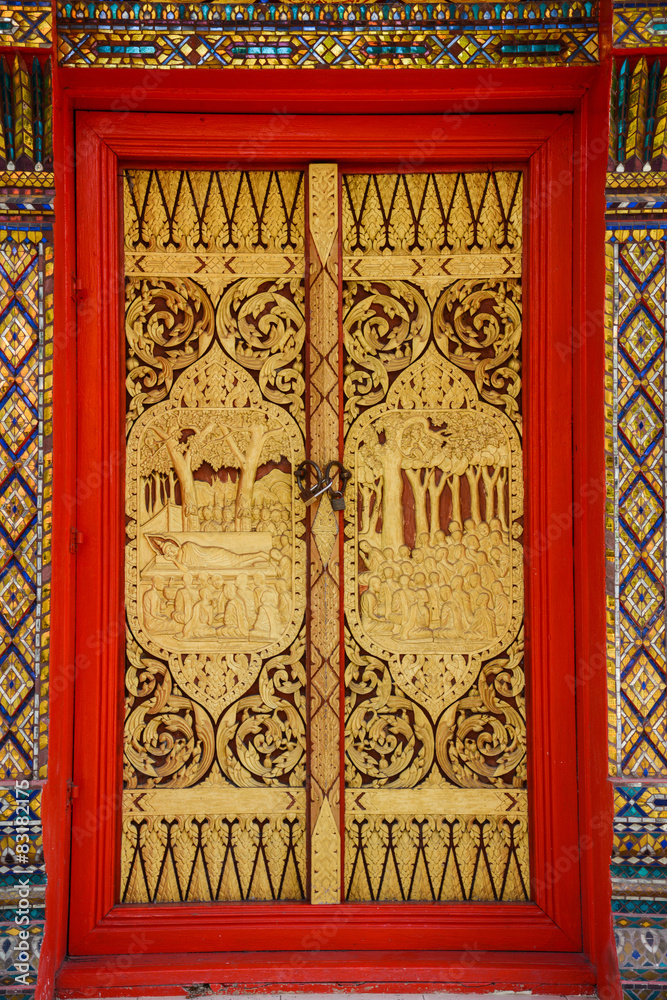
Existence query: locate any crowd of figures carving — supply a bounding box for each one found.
[359,520,511,643]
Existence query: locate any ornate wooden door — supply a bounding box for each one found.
[120,163,526,907]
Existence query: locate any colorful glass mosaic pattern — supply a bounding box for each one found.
[614,1,667,48]
[56,0,599,69]
[0,57,53,175]
[606,229,666,780]
[609,58,667,174]
[0,785,44,991]
[0,224,52,784]
[613,786,667,994]
[0,216,53,995]
[0,4,51,48]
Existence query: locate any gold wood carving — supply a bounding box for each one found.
[307,164,342,903]
[345,345,523,668]
[126,347,306,669]
[342,254,521,281]
[123,169,307,903]
[342,172,522,258]
[345,787,528,902]
[122,788,306,903]
[126,252,303,280]
[124,169,305,256]
[216,277,306,422]
[342,171,527,903]
[122,166,529,908]
[433,280,523,425]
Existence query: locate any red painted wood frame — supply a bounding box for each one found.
[45,67,616,1000]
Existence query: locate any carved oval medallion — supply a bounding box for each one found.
[126,345,306,718]
[344,344,523,716]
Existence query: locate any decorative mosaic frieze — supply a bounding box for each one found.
[0,917,43,991]
[622,987,667,1000]
[614,1,667,48]
[0,57,52,176]
[616,926,667,971]
[0,223,53,785]
[606,191,667,993]
[56,0,598,69]
[0,4,51,49]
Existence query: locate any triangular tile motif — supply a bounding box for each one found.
[619,305,663,374]
[0,386,36,457]
[623,649,666,716]
[621,563,663,632]
[0,474,36,542]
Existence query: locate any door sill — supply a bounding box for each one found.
[55,951,597,997]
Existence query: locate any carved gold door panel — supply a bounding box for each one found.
[341,172,526,902]
[120,165,526,906]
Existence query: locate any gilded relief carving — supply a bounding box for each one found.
[122,166,529,907]
[126,348,306,708]
[122,169,308,903]
[346,345,522,663]
[122,787,307,903]
[124,169,304,257]
[342,172,522,258]
[342,171,527,903]
[216,277,306,421]
[345,788,529,902]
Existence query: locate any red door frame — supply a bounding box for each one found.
[42,65,617,1000]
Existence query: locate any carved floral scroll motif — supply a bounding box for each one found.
[342,171,528,902]
[122,170,308,902]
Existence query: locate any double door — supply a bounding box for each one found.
[121,162,527,907]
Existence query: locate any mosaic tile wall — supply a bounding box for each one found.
[0,215,53,997]
[0,27,54,998]
[607,54,667,1000]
